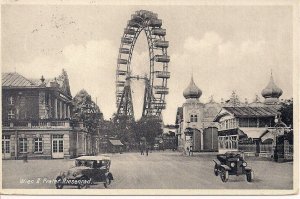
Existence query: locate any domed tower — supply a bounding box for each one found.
[181,76,205,151]
[261,72,283,105]
[183,76,202,101]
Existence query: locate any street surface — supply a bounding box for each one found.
[2,151,293,189]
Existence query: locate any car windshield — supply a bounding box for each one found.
[224,151,245,160]
[75,159,110,168]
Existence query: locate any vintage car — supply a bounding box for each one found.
[213,151,254,182]
[55,155,113,189]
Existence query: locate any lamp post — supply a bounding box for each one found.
[273,112,281,162]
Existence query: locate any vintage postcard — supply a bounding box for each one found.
[0,0,299,196]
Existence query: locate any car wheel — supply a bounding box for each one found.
[103,176,110,188]
[246,171,254,182]
[220,168,229,183]
[55,176,64,189]
[214,165,219,176]
[77,176,89,189]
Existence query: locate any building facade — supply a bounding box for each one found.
[175,72,292,156]
[2,70,91,159]
[213,73,292,157]
[175,77,220,153]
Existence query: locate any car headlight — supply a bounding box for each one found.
[242,162,247,167]
[230,162,235,167]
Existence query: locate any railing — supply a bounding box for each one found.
[2,120,71,128]
[260,144,273,153]
[238,144,256,152]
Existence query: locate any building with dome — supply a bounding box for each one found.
[213,73,291,157]
[175,72,290,157]
[175,76,220,153]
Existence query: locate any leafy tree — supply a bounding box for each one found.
[72,89,103,133]
[279,98,293,128]
[110,113,136,148]
[134,115,163,146]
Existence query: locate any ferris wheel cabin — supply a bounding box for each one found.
[154,55,170,63]
[152,28,166,36]
[155,71,170,79]
[154,40,169,48]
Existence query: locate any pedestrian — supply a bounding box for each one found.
[140,145,144,155]
[146,146,149,156]
[186,146,190,156]
[23,153,28,163]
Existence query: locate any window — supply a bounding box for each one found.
[34,138,43,152]
[58,140,63,152]
[8,96,14,105]
[190,114,198,122]
[53,134,64,139]
[19,138,27,153]
[2,135,10,153]
[8,109,14,119]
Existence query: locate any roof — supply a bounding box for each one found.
[218,128,247,138]
[2,71,72,98]
[76,155,110,161]
[2,73,36,87]
[109,139,124,146]
[223,106,278,118]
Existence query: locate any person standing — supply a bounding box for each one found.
[140,145,144,155]
[146,145,149,156]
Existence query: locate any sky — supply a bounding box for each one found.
[1,4,294,124]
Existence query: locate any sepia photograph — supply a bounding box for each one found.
[1,0,298,195]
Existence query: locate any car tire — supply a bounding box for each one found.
[104,176,110,188]
[220,168,229,183]
[246,171,254,182]
[214,165,219,176]
[55,176,64,189]
[77,176,89,189]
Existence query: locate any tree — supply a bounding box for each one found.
[134,115,163,146]
[110,113,136,148]
[279,98,293,128]
[72,89,103,133]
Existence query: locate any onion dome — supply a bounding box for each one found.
[261,73,283,104]
[183,76,202,99]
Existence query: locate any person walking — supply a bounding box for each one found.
[23,153,28,163]
[146,145,149,156]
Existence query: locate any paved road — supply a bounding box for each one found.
[2,151,293,189]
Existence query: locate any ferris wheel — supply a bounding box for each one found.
[116,10,170,120]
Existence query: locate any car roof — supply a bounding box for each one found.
[75,155,111,161]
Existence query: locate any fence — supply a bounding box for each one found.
[238,144,256,152]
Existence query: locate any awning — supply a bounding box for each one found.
[239,128,267,139]
[260,130,275,143]
[218,128,247,138]
[109,139,124,146]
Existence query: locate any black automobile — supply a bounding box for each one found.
[213,151,254,182]
[55,155,113,189]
